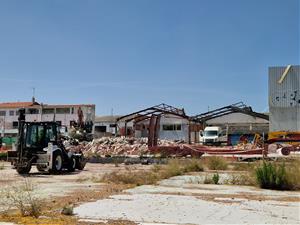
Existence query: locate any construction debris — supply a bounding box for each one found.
[68,137,181,157]
[67,136,300,160]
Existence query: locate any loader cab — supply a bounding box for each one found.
[21,122,59,154]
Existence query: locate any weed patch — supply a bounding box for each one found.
[255,160,300,190]
[206,156,228,170]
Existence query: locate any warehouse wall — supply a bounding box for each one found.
[159,116,189,142]
[269,65,300,131]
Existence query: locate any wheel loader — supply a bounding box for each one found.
[7,109,86,175]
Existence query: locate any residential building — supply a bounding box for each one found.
[0,99,95,137]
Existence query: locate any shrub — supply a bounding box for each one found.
[163,159,183,177]
[182,159,204,173]
[255,161,293,190]
[212,173,220,184]
[206,156,228,170]
[203,175,213,184]
[3,179,41,218]
[61,204,74,215]
[0,152,7,161]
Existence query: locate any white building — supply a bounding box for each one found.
[93,115,120,137]
[0,100,95,137]
[135,114,190,142]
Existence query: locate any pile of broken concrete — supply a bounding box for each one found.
[68,137,178,157]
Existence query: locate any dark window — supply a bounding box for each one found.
[42,108,55,114]
[9,110,15,116]
[162,124,182,131]
[175,124,182,130]
[56,108,70,114]
[0,111,6,116]
[25,125,44,148]
[109,124,117,128]
[45,125,56,143]
[95,126,106,132]
[12,121,18,129]
[27,108,39,114]
[56,121,62,126]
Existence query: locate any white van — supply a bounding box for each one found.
[200,126,227,145]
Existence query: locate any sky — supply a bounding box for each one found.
[0,0,299,116]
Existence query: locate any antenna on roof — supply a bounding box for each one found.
[32,87,36,103]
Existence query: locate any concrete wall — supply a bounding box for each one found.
[205,112,269,135]
[132,115,189,142]
[158,115,189,142]
[269,65,300,131]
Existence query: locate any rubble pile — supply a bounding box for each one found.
[68,137,179,157]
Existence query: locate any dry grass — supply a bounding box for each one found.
[225,172,256,186]
[0,183,133,225]
[0,179,41,218]
[205,156,228,170]
[231,162,256,171]
[101,159,204,186]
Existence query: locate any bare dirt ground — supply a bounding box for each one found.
[0,162,299,224]
[0,162,149,200]
[0,162,148,224]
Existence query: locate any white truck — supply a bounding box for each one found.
[200,126,227,146]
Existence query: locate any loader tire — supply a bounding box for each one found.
[68,156,76,172]
[76,156,86,170]
[49,151,63,174]
[17,164,32,175]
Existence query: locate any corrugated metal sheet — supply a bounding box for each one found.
[269,65,300,131]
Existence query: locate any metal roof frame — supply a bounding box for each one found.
[191,102,269,123]
[116,103,188,123]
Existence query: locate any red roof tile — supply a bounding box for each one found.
[0,102,38,108]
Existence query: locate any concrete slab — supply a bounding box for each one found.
[74,174,300,224]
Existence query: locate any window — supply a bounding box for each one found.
[42,108,55,114]
[56,108,70,114]
[204,131,218,137]
[12,121,18,129]
[45,125,56,143]
[9,111,15,116]
[109,124,117,128]
[0,111,6,116]
[26,125,44,148]
[162,124,182,131]
[95,126,107,132]
[27,108,39,114]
